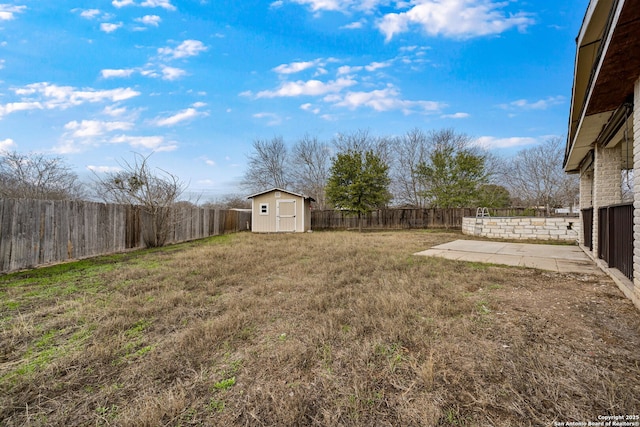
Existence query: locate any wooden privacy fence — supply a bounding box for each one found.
[310,207,575,230]
[0,198,251,273]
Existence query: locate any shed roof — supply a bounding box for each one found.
[246,188,316,202]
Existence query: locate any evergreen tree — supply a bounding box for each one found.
[325,149,391,231]
[416,131,489,208]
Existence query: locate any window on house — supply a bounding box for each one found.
[260,203,269,215]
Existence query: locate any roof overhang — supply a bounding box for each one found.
[564,0,640,173]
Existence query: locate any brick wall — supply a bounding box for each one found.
[462,217,580,242]
[579,171,593,246]
[592,143,622,255]
[580,173,593,209]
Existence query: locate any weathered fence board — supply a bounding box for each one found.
[310,207,573,230]
[0,199,251,273]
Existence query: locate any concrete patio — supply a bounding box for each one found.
[414,240,603,275]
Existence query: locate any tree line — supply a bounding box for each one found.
[240,128,579,216]
[0,128,579,243]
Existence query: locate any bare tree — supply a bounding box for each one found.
[241,137,290,193]
[202,194,251,210]
[290,134,331,209]
[390,128,429,207]
[0,151,85,200]
[93,152,186,248]
[332,129,392,165]
[507,137,579,215]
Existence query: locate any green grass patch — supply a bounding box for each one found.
[207,398,225,413]
[125,319,153,339]
[213,377,236,391]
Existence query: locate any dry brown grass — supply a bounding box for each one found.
[1,230,639,426]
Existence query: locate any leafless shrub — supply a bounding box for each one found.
[93,152,186,247]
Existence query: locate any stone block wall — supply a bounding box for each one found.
[462,217,580,242]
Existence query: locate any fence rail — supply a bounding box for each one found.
[0,199,251,273]
[311,208,567,230]
[310,207,572,230]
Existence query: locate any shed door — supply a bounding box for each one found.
[276,199,296,232]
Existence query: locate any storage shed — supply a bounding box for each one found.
[247,188,315,233]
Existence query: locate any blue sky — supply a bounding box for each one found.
[0,0,588,199]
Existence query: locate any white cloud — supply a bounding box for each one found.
[154,108,205,127]
[328,85,444,114]
[501,96,565,110]
[0,138,16,152]
[141,0,176,10]
[110,134,177,151]
[337,65,363,75]
[112,0,175,9]
[291,0,343,12]
[158,39,207,59]
[78,9,101,19]
[201,156,216,167]
[140,69,159,78]
[474,136,538,149]
[101,68,136,78]
[0,101,43,118]
[64,120,133,138]
[112,0,135,7]
[13,82,140,110]
[103,105,129,117]
[290,0,382,13]
[441,112,470,119]
[365,60,392,72]
[135,15,161,26]
[270,1,284,8]
[273,59,322,75]
[0,4,26,20]
[255,77,356,98]
[100,22,123,33]
[86,165,122,173]
[52,140,80,154]
[192,101,207,108]
[253,112,284,126]
[377,0,535,41]
[160,65,186,80]
[300,103,321,114]
[341,20,365,30]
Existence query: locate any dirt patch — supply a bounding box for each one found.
[1,231,638,426]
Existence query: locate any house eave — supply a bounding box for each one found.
[565,0,639,171]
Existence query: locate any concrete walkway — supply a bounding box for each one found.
[414,240,603,275]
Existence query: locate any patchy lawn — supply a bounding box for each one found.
[1,231,639,426]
